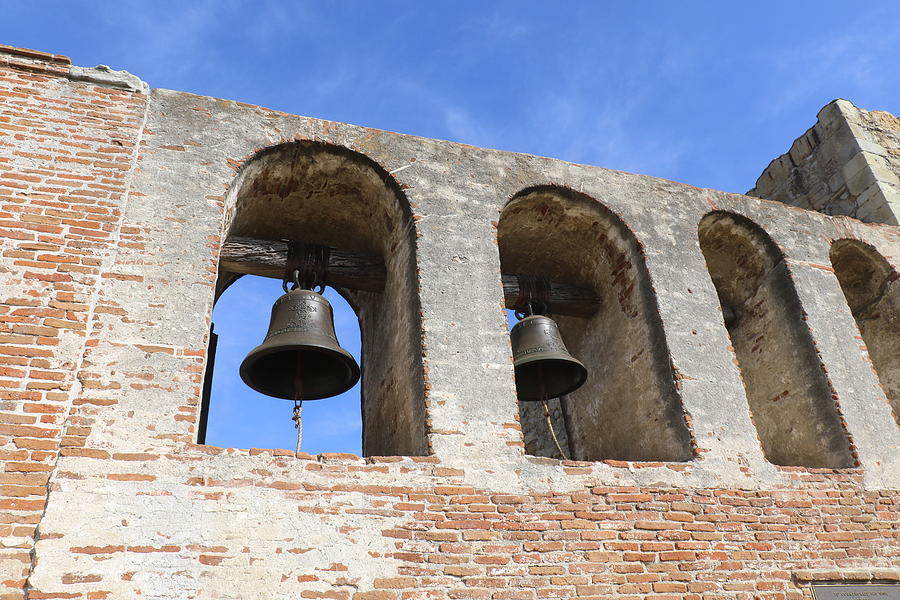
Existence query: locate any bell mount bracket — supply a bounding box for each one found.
[283,240,331,294]
[513,274,551,320]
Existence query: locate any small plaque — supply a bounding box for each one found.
[812,584,900,600]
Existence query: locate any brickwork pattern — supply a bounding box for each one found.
[28,451,900,600]
[0,46,147,599]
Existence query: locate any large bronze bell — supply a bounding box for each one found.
[240,288,360,400]
[510,314,587,401]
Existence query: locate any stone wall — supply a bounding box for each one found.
[1,45,898,599]
[749,99,900,225]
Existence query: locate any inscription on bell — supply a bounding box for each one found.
[263,293,338,341]
[287,301,318,327]
[267,302,319,338]
[541,328,565,351]
[515,345,549,359]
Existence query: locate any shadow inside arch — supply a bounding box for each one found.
[205,140,427,457]
[698,210,854,468]
[499,185,694,462]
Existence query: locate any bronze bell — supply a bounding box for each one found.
[240,288,360,400]
[510,314,587,401]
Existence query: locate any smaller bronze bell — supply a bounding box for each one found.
[240,288,360,400]
[510,314,587,401]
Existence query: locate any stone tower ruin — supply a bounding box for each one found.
[0,44,898,599]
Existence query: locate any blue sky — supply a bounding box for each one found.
[4,2,899,454]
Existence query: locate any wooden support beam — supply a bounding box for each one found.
[218,236,601,317]
[219,236,387,292]
[501,278,600,319]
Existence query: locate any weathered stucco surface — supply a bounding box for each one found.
[1,46,899,599]
[698,212,853,468]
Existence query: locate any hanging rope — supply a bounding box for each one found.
[542,397,569,461]
[292,398,303,454]
[540,376,568,461]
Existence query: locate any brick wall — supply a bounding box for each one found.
[0,45,898,599]
[0,46,147,599]
[25,451,900,599]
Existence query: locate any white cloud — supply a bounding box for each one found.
[754,9,900,118]
[95,1,240,87]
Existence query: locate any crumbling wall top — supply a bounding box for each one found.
[750,98,900,225]
[1,44,148,93]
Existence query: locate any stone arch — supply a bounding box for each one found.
[497,185,693,462]
[214,140,427,456]
[698,211,854,467]
[830,239,900,427]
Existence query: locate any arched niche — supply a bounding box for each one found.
[498,186,694,462]
[830,239,900,427]
[698,211,854,468]
[216,141,427,457]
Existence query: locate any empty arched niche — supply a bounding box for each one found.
[698,212,854,468]
[213,141,427,457]
[498,186,693,462]
[830,239,900,426]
